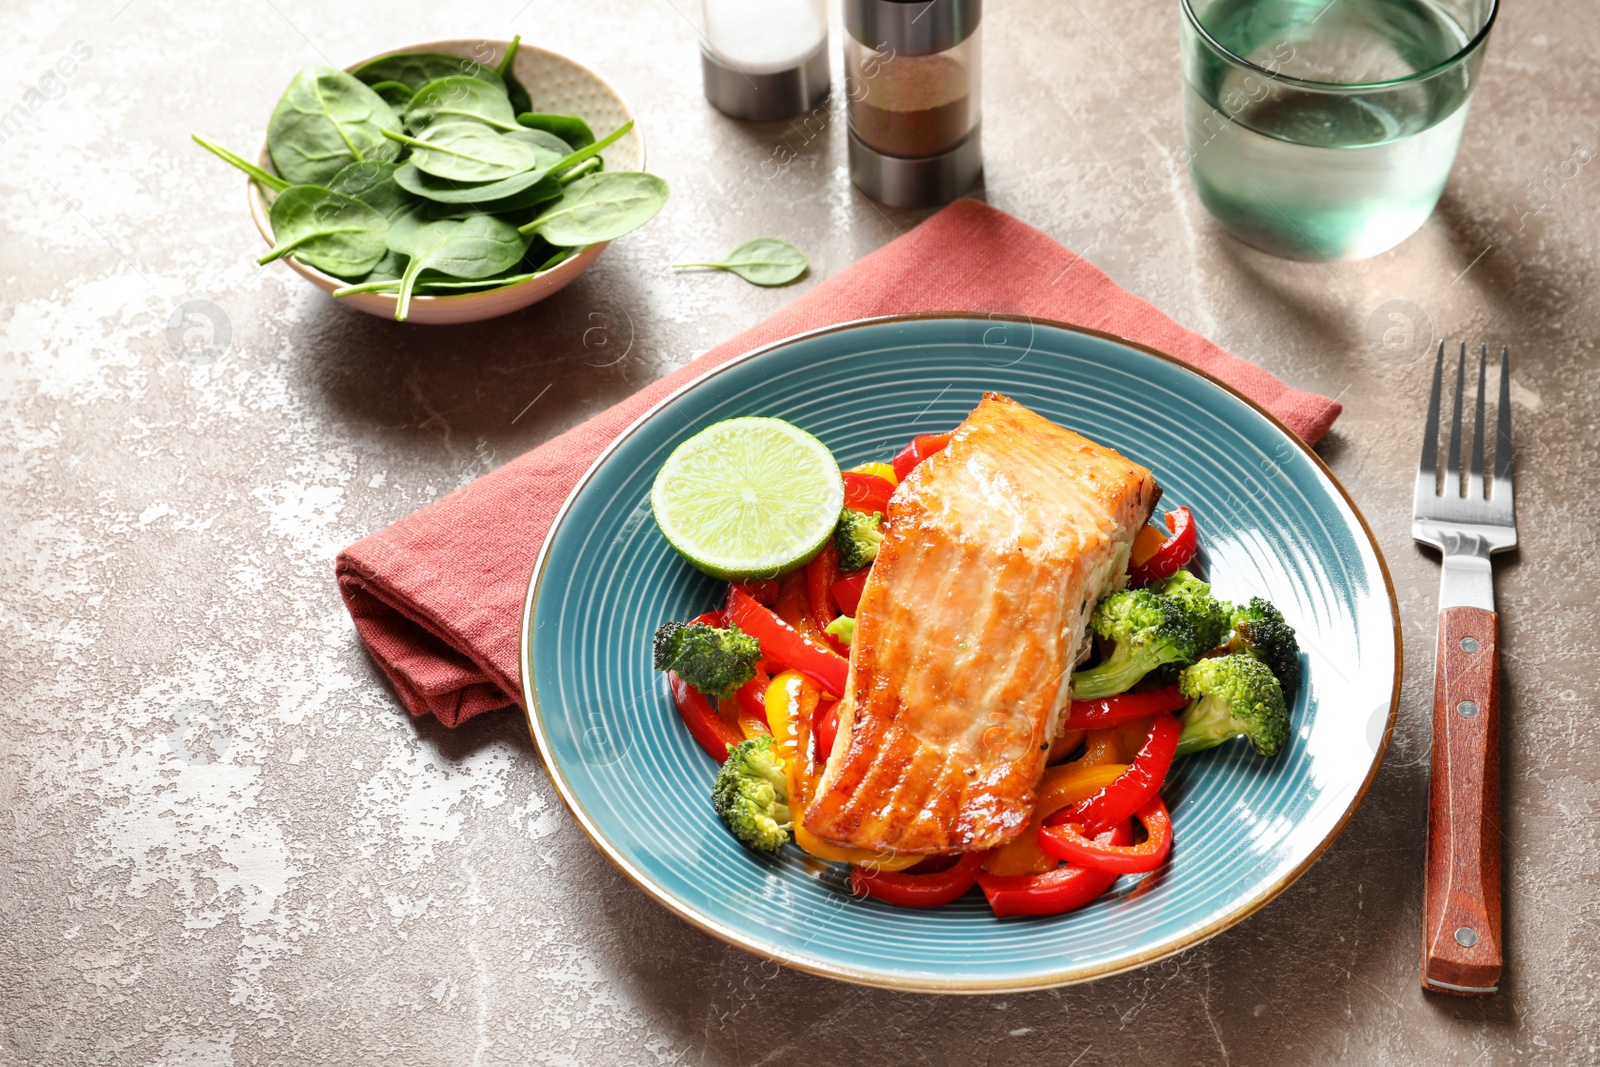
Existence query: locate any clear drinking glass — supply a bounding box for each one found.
[1180,0,1497,261]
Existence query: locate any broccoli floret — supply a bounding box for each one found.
[1071,588,1201,699]
[712,735,792,855]
[1153,570,1233,651]
[1225,597,1302,700]
[653,620,761,701]
[833,509,884,572]
[1176,653,1289,758]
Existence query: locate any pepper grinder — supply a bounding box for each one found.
[700,0,831,122]
[844,0,983,207]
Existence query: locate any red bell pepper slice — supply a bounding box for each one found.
[976,822,1132,918]
[1046,711,1179,833]
[729,578,778,606]
[734,665,772,725]
[1061,686,1187,731]
[814,699,839,761]
[807,543,841,636]
[1127,507,1198,587]
[891,432,953,483]
[669,671,744,763]
[842,471,896,515]
[726,588,849,698]
[1040,796,1173,874]
[830,572,867,617]
[852,849,988,908]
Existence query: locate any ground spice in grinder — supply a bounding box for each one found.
[850,52,973,159]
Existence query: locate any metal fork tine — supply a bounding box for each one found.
[1468,343,1488,500]
[1444,341,1466,496]
[1494,344,1514,499]
[1418,340,1444,491]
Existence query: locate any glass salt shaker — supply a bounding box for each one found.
[700,0,831,122]
[844,0,983,207]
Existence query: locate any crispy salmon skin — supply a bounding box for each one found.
[802,394,1159,854]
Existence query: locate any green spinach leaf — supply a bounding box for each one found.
[383,123,548,182]
[328,161,412,219]
[404,75,521,133]
[267,67,403,185]
[367,80,415,108]
[516,112,596,150]
[673,237,808,286]
[496,35,534,116]
[392,161,562,208]
[509,127,574,156]
[192,134,290,192]
[257,185,390,277]
[380,208,530,320]
[519,171,669,246]
[388,120,630,204]
[353,52,502,94]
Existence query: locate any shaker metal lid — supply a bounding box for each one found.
[845,0,981,56]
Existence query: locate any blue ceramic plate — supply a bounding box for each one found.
[521,314,1399,993]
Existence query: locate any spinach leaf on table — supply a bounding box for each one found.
[257,185,390,277]
[516,112,596,150]
[404,75,521,133]
[378,208,531,320]
[353,52,504,94]
[383,122,549,182]
[673,237,808,286]
[267,67,403,185]
[192,134,289,192]
[519,171,670,246]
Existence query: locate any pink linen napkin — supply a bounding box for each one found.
[336,199,1342,726]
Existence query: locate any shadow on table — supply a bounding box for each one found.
[573,750,1526,1066]
[295,264,658,456]
[406,704,538,765]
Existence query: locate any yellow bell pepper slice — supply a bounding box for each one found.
[764,671,920,872]
[848,461,898,486]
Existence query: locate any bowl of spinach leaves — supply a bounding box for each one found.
[194,37,667,324]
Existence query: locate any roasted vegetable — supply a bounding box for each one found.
[652,619,761,701]
[1152,569,1233,651]
[1176,653,1290,758]
[833,508,884,573]
[1225,596,1302,700]
[1071,589,1200,699]
[712,735,792,855]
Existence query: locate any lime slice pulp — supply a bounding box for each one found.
[651,417,844,580]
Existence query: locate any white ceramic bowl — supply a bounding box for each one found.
[247,38,643,325]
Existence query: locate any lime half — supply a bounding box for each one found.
[651,417,843,580]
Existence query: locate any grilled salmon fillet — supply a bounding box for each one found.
[802,394,1159,854]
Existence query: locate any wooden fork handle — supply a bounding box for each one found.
[1422,606,1503,995]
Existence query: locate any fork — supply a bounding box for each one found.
[1413,341,1516,996]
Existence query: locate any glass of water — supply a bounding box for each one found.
[1180,0,1497,261]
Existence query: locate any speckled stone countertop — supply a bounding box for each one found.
[4,0,1597,1063]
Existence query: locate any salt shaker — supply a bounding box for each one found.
[844,0,983,207]
[700,0,831,122]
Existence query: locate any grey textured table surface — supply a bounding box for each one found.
[4,0,1598,1064]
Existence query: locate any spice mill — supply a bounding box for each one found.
[844,0,983,207]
